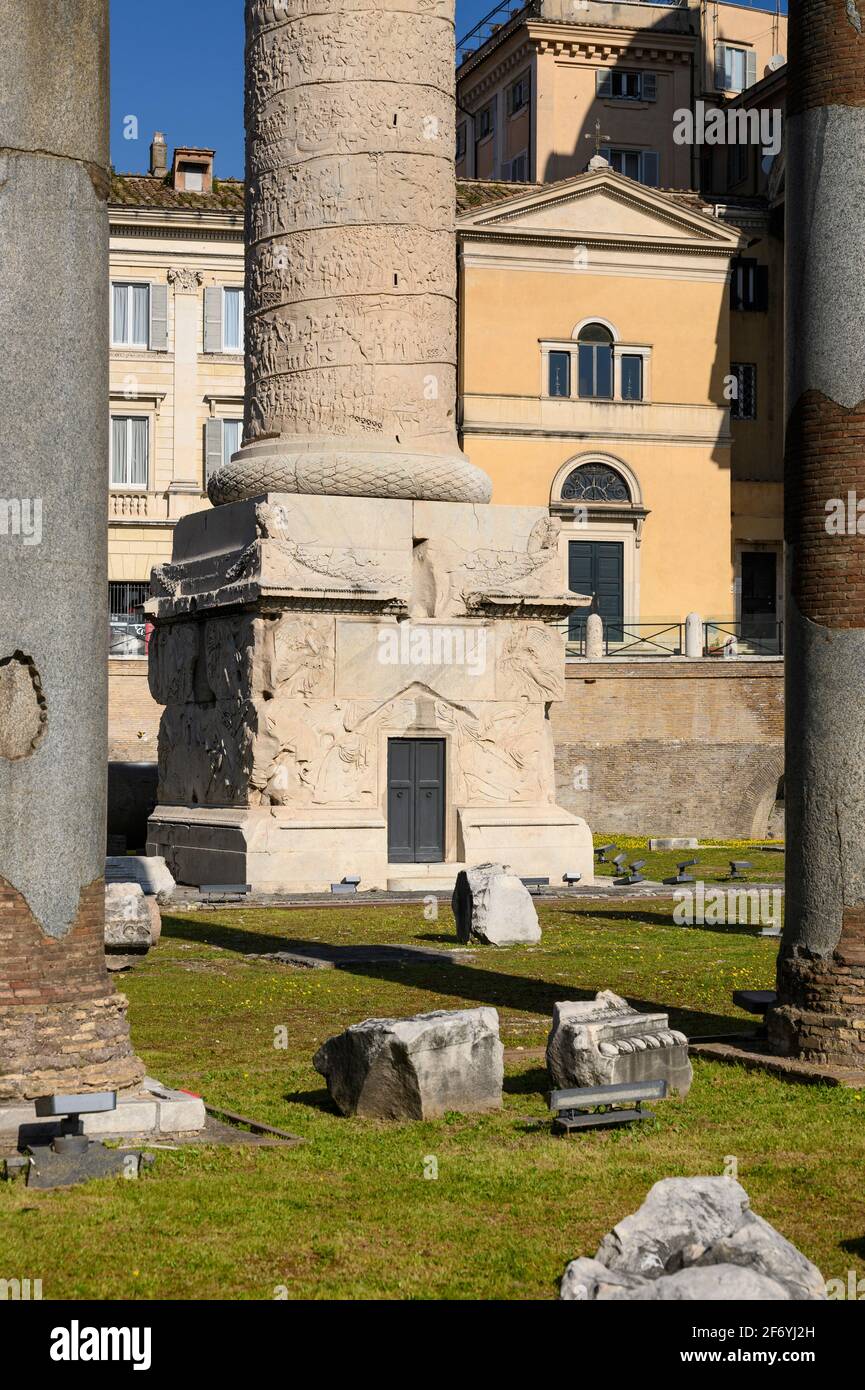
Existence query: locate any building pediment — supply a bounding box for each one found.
[458,170,742,254]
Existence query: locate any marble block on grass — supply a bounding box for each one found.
[314,1007,503,1120]
[451,863,541,946]
[546,989,692,1095]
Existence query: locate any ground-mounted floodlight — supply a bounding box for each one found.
[728,861,751,881]
[331,876,361,894]
[549,1078,667,1134]
[21,1092,149,1189]
[563,871,582,886]
[617,858,646,886]
[664,858,699,885]
[595,843,617,863]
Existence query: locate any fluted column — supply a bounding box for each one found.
[0,0,143,1099]
[768,0,865,1066]
[208,0,490,506]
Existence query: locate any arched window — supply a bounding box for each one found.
[577,323,614,399]
[561,461,631,503]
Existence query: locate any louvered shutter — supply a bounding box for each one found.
[204,418,224,487]
[149,282,168,351]
[596,70,612,97]
[746,50,757,89]
[641,151,660,187]
[642,72,657,102]
[204,286,223,353]
[715,44,727,90]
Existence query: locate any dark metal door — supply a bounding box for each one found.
[387,738,445,863]
[741,551,777,640]
[568,540,624,643]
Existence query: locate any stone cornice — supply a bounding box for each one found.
[459,229,737,259]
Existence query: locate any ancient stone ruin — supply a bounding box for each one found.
[546,990,693,1095]
[145,0,593,893]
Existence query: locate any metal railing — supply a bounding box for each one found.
[564,618,683,657]
[703,621,783,658]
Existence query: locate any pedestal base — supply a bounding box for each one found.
[0,994,144,1103]
[148,804,594,894]
[767,947,865,1067]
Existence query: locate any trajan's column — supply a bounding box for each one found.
[211,0,491,507]
[0,1,142,1099]
[768,0,865,1069]
[146,0,593,892]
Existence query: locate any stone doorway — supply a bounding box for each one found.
[387,738,446,863]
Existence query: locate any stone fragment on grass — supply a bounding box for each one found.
[560,1178,826,1300]
[313,1007,503,1120]
[546,990,692,1095]
[451,863,541,946]
[104,881,161,970]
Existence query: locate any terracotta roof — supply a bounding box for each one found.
[110,170,714,220]
[109,172,244,212]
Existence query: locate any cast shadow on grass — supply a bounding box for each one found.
[555,904,780,939]
[163,915,748,1037]
[282,1086,340,1115]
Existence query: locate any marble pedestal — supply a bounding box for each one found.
[146,494,593,892]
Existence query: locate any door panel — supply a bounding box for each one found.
[568,540,624,643]
[741,551,777,640]
[387,739,445,863]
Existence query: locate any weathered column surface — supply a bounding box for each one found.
[768,0,865,1065]
[0,0,143,1099]
[208,0,491,506]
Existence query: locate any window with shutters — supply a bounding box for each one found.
[456,123,466,161]
[111,282,150,348]
[716,44,757,94]
[730,363,757,420]
[602,147,660,187]
[506,152,529,182]
[110,415,149,488]
[730,257,769,311]
[596,69,656,102]
[727,140,749,188]
[204,417,243,488]
[204,286,245,353]
[507,71,530,115]
[477,101,495,140]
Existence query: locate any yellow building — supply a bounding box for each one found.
[456,0,787,191]
[108,139,244,655]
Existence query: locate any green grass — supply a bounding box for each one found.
[591,833,785,885]
[3,883,862,1301]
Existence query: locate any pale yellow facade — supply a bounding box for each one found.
[108,156,244,649]
[457,0,787,190]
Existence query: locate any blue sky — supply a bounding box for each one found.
[110,0,492,178]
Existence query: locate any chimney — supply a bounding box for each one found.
[150,132,168,179]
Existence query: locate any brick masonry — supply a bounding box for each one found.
[108,658,161,760]
[785,393,865,627]
[0,876,144,1101]
[768,906,865,1066]
[786,0,865,117]
[553,659,784,838]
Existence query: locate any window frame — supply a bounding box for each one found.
[541,331,650,404]
[110,413,150,490]
[507,71,531,116]
[221,286,245,353]
[730,362,758,421]
[601,146,660,187]
[111,280,151,350]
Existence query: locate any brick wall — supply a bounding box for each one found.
[553,659,784,838]
[108,659,161,760]
[109,654,786,841]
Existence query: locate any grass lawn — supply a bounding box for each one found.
[2,864,862,1301]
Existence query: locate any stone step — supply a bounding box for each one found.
[386,863,467,893]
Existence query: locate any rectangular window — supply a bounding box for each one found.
[223,287,244,352]
[507,72,530,114]
[578,344,613,400]
[716,45,756,94]
[730,363,757,420]
[506,152,528,182]
[730,257,769,311]
[456,124,466,160]
[596,70,656,102]
[478,101,495,139]
[109,581,150,659]
[223,419,242,466]
[111,415,149,487]
[621,355,643,401]
[605,148,659,187]
[112,282,150,348]
[549,351,571,398]
[727,141,749,187]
